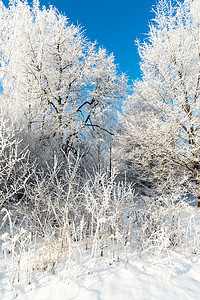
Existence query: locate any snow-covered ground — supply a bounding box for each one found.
[1,246,200,300]
[1,202,200,300]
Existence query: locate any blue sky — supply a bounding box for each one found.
[40,0,157,82]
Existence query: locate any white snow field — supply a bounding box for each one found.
[1,236,200,299]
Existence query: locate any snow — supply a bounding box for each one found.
[1,248,200,299]
[1,201,200,300]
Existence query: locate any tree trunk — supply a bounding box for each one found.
[193,154,200,207]
[197,184,200,207]
[28,104,32,134]
[195,178,200,207]
[109,141,112,179]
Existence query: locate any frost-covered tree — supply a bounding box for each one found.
[118,100,188,197]
[0,0,126,155]
[80,109,117,176]
[0,99,32,209]
[119,0,200,205]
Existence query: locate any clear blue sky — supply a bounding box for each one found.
[41,0,157,82]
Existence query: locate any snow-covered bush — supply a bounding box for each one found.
[82,172,134,263]
[135,194,200,258]
[0,105,32,210]
[0,209,32,286]
[1,170,200,292]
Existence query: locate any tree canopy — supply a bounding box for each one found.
[119,0,200,205]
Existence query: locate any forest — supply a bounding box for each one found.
[1,0,200,299]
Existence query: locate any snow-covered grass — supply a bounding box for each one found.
[1,194,200,300]
[1,241,200,300]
